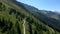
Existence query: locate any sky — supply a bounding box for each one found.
[16,0,60,12]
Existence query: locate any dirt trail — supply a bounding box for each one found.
[23,18,26,34]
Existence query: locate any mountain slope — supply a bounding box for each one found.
[0,0,60,34]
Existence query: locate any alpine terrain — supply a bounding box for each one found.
[0,0,60,34]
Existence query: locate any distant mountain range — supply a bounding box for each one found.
[21,2,60,20]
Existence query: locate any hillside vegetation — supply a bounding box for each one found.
[0,0,60,34]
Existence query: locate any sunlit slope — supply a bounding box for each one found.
[0,0,60,34]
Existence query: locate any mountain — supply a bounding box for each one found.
[0,0,60,34]
[21,3,60,20]
[21,2,60,31]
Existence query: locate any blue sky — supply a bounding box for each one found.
[16,0,60,12]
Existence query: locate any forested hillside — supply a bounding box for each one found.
[0,0,60,34]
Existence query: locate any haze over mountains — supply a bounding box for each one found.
[0,0,60,34]
[16,0,60,13]
[19,1,60,20]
